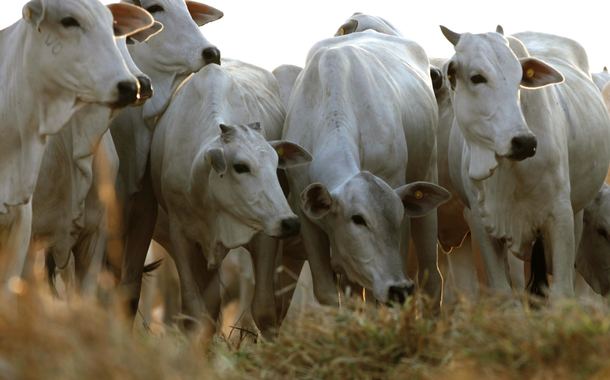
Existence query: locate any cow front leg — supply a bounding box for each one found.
[1,203,33,303]
[409,211,442,307]
[545,203,576,299]
[246,233,280,341]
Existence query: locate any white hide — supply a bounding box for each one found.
[445,28,610,298]
[577,183,610,295]
[150,59,312,337]
[272,64,302,112]
[592,67,610,92]
[284,30,449,305]
[334,13,403,37]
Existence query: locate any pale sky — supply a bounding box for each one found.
[2,1,609,75]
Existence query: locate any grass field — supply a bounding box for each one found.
[2,285,610,380]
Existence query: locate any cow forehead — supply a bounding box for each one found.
[224,126,272,160]
[341,173,402,219]
[47,0,111,27]
[455,32,517,70]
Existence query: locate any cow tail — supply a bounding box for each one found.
[142,258,163,279]
[527,235,548,298]
[45,251,59,297]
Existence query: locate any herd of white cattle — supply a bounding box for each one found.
[2,0,610,341]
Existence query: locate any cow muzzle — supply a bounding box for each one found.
[111,80,139,109]
[137,75,153,101]
[386,282,415,306]
[203,47,221,66]
[507,134,537,161]
[276,217,301,239]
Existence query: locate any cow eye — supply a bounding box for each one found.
[351,215,367,227]
[597,228,608,240]
[146,5,164,13]
[61,17,80,28]
[471,74,487,84]
[233,164,250,174]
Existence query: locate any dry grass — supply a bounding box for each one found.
[1,285,610,380]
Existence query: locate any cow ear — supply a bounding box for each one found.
[127,21,163,44]
[205,147,227,176]
[245,122,262,133]
[395,182,450,218]
[335,18,358,37]
[520,57,564,88]
[23,0,45,30]
[301,183,334,219]
[268,141,313,169]
[107,3,154,37]
[445,60,457,90]
[430,65,443,91]
[186,1,223,27]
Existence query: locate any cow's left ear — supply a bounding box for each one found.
[395,182,450,218]
[23,0,45,30]
[126,21,163,44]
[268,141,313,169]
[186,1,223,27]
[107,3,154,37]
[204,147,227,176]
[335,18,358,37]
[520,57,564,88]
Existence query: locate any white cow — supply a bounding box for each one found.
[0,0,152,292]
[283,30,450,307]
[32,23,162,296]
[107,0,223,319]
[443,26,610,299]
[150,59,312,340]
[592,67,610,92]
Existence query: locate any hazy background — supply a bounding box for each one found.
[2,1,609,75]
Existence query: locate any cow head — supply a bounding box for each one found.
[300,172,450,303]
[577,183,610,296]
[440,26,563,181]
[20,0,154,121]
[334,13,403,37]
[122,0,222,73]
[200,123,312,250]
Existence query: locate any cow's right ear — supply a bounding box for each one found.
[520,57,564,88]
[107,3,154,37]
[268,141,313,169]
[23,0,45,30]
[395,181,451,218]
[126,21,163,44]
[301,183,334,219]
[205,147,227,176]
[186,1,223,26]
[335,18,358,37]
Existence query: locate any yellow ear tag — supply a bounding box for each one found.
[26,9,31,19]
[526,68,535,78]
[340,28,345,36]
[447,74,451,79]
[415,190,423,199]
[208,157,213,165]
[276,147,284,157]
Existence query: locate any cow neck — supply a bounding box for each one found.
[0,23,80,212]
[311,127,361,191]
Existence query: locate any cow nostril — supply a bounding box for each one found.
[202,47,221,65]
[388,285,413,305]
[113,80,139,108]
[280,218,301,238]
[508,135,537,161]
[136,76,153,100]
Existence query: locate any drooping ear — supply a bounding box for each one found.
[496,25,504,35]
[430,65,443,91]
[445,60,457,90]
[395,182,451,218]
[204,147,227,175]
[185,1,224,26]
[520,57,564,88]
[440,25,461,46]
[335,18,358,37]
[126,21,163,44]
[268,141,313,169]
[107,3,154,37]
[23,0,45,30]
[300,183,334,219]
